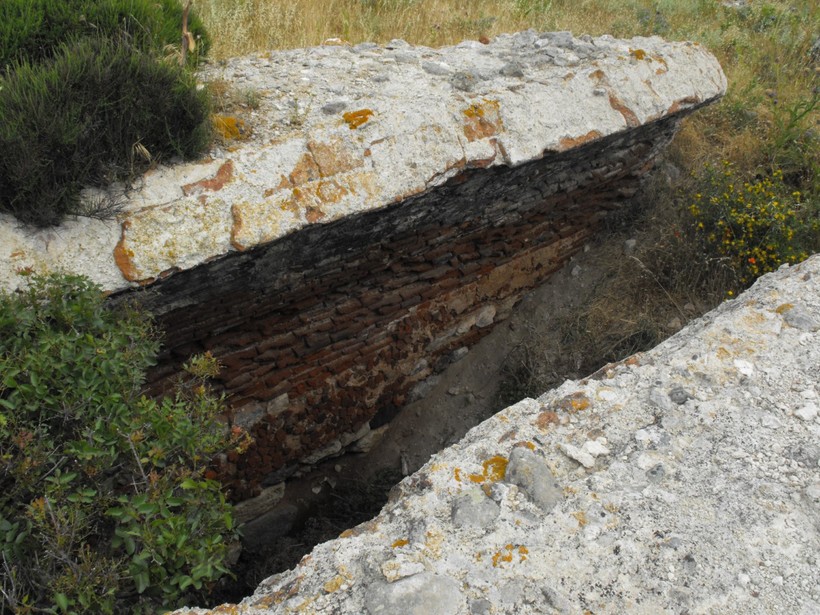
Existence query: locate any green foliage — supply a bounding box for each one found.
[0,36,212,226]
[688,162,820,288]
[0,0,210,74]
[0,274,241,613]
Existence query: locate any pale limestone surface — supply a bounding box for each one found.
[174,255,820,614]
[0,32,725,293]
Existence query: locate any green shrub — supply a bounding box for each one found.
[0,0,210,73]
[688,162,820,288]
[0,36,211,227]
[0,273,244,614]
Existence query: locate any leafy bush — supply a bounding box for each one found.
[0,36,211,226]
[0,0,210,73]
[0,274,244,614]
[688,162,820,287]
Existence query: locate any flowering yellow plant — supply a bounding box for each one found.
[689,162,818,287]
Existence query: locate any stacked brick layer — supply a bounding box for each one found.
[133,113,686,500]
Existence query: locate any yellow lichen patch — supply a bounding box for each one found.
[475,552,483,561]
[339,528,355,538]
[212,114,251,140]
[424,527,444,558]
[716,347,731,360]
[630,48,647,60]
[573,511,588,527]
[491,544,527,567]
[463,99,503,142]
[776,303,794,314]
[588,69,605,80]
[315,179,350,204]
[454,467,463,482]
[391,538,409,548]
[323,575,345,593]
[468,456,509,483]
[603,502,619,513]
[343,109,374,129]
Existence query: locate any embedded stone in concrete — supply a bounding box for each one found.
[504,446,562,512]
[451,487,501,528]
[364,573,465,615]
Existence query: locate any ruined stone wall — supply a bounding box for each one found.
[0,31,726,505]
[135,113,686,500]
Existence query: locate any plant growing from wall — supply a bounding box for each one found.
[0,273,245,614]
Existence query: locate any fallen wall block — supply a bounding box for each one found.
[177,255,820,614]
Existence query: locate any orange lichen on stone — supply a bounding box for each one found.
[608,94,640,128]
[667,95,702,115]
[213,114,251,140]
[776,303,795,314]
[339,529,355,538]
[391,539,409,548]
[491,544,526,567]
[113,221,140,282]
[588,69,605,80]
[289,152,322,186]
[308,138,363,176]
[630,48,647,60]
[454,468,463,482]
[343,109,374,129]
[182,160,235,195]
[305,206,326,223]
[556,392,591,413]
[463,99,503,142]
[559,130,603,151]
[469,455,508,483]
[536,411,560,430]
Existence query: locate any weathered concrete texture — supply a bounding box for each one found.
[0,31,724,293]
[175,255,820,615]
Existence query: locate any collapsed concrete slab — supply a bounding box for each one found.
[175,255,820,614]
[0,32,726,504]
